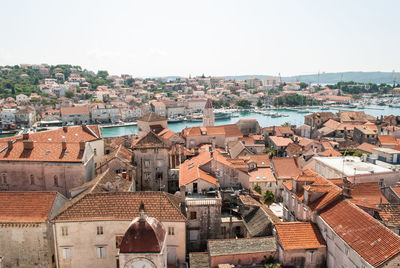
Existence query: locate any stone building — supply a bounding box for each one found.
[0,125,103,197]
[203,99,214,127]
[131,131,170,192]
[235,119,261,135]
[137,112,168,137]
[0,191,67,268]
[60,106,90,125]
[52,191,186,268]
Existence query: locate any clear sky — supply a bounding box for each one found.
[1,0,399,77]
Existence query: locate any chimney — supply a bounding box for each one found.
[62,139,67,150]
[121,171,127,179]
[79,140,85,151]
[7,140,13,150]
[22,133,29,140]
[23,140,34,150]
[63,126,68,132]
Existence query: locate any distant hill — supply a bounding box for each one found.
[223,72,399,85]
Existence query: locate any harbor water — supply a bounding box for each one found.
[101,105,400,138]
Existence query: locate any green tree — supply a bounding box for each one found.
[253,184,262,194]
[236,99,251,108]
[263,190,275,207]
[65,90,74,98]
[97,70,109,79]
[257,99,263,107]
[299,82,308,89]
[281,122,290,127]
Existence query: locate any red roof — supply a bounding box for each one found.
[272,157,301,179]
[378,135,398,146]
[275,222,326,250]
[320,199,400,267]
[0,192,58,223]
[60,106,90,115]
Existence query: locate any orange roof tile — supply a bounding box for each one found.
[320,199,400,267]
[248,168,275,183]
[60,106,90,115]
[53,192,186,222]
[275,222,326,250]
[357,142,378,154]
[272,157,301,179]
[378,135,398,146]
[0,192,58,223]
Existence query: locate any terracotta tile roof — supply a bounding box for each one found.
[377,204,400,229]
[320,198,400,267]
[181,124,242,138]
[0,140,85,163]
[349,182,388,208]
[378,135,398,146]
[323,119,341,130]
[158,128,176,140]
[275,222,326,250]
[319,148,342,157]
[60,106,90,115]
[0,191,58,223]
[391,186,400,199]
[242,154,271,167]
[272,157,301,179]
[357,142,378,154]
[0,125,99,144]
[286,143,302,156]
[131,131,167,148]
[248,168,275,183]
[53,192,186,222]
[137,112,166,122]
[179,151,217,187]
[269,136,292,147]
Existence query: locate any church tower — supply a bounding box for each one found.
[203,99,214,127]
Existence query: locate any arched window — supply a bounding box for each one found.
[1,174,6,184]
[54,175,59,187]
[30,174,35,185]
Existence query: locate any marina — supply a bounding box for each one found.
[100,105,400,137]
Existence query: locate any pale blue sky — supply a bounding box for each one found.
[0,0,399,77]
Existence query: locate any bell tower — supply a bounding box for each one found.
[203,99,214,127]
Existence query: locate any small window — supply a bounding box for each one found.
[97,226,103,235]
[2,174,7,184]
[62,248,71,259]
[54,175,59,187]
[94,148,97,155]
[61,227,68,236]
[168,227,175,235]
[256,176,260,180]
[190,211,197,220]
[97,247,106,258]
[144,161,150,168]
[261,161,265,165]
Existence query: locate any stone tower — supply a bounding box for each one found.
[203,99,214,127]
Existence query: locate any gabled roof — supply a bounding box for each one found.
[378,135,398,146]
[0,191,59,223]
[53,192,186,222]
[137,112,166,122]
[320,198,400,267]
[181,124,242,138]
[268,136,292,147]
[243,207,272,237]
[275,222,326,250]
[349,182,388,208]
[377,204,400,229]
[131,131,167,148]
[272,157,301,179]
[357,142,378,154]
[179,151,217,187]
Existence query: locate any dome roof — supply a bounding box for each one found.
[119,212,166,253]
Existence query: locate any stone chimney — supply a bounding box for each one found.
[62,139,67,151]
[22,133,29,140]
[7,140,13,150]
[79,140,85,151]
[63,126,68,132]
[23,140,34,150]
